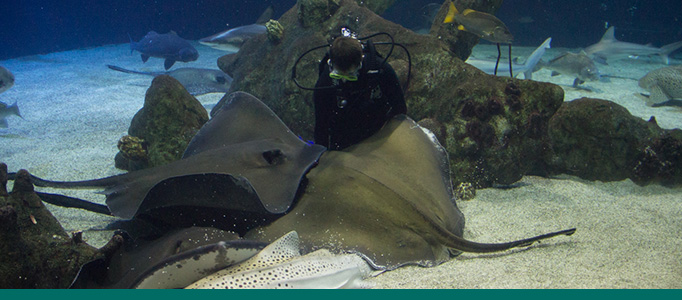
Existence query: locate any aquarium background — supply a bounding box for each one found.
[1,0,682,60]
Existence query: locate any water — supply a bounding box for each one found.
[1,0,682,289]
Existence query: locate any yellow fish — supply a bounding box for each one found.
[443,1,513,44]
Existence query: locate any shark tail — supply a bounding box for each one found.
[9,102,22,119]
[443,1,459,24]
[659,41,682,64]
[522,37,552,80]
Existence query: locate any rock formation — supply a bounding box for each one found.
[217,0,560,187]
[115,75,209,171]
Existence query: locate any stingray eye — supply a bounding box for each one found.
[262,149,286,165]
[215,76,227,84]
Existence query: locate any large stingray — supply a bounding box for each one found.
[17,92,326,233]
[244,114,574,269]
[9,92,574,274]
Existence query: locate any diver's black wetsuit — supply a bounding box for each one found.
[313,50,406,150]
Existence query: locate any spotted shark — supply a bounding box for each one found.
[466,37,551,79]
[585,27,682,65]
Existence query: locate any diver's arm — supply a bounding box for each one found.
[381,64,407,116]
[313,92,330,146]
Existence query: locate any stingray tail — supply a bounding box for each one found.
[36,192,112,215]
[7,172,123,189]
[445,228,576,253]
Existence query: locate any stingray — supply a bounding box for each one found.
[14,91,326,234]
[8,92,574,274]
[106,64,233,96]
[244,114,575,269]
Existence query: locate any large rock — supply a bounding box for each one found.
[115,75,208,171]
[0,164,100,288]
[542,98,682,186]
[217,0,561,188]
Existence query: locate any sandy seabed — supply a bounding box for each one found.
[0,41,680,289]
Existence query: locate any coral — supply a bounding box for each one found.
[117,135,148,162]
[265,19,284,43]
[454,182,476,201]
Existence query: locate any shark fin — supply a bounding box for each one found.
[9,102,21,119]
[141,54,150,63]
[0,119,7,128]
[522,37,551,80]
[551,71,561,77]
[601,26,617,42]
[443,1,459,24]
[128,33,135,54]
[164,59,176,70]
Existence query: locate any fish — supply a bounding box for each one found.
[186,231,375,289]
[0,101,22,128]
[199,24,267,53]
[0,66,14,94]
[584,26,682,65]
[106,65,232,96]
[11,92,575,271]
[130,31,199,70]
[443,0,513,44]
[542,51,600,87]
[412,2,442,34]
[70,227,268,288]
[466,37,551,79]
[198,6,272,52]
[638,65,682,106]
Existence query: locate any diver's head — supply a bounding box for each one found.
[328,37,364,81]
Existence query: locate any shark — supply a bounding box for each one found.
[106,65,232,96]
[198,6,272,53]
[466,37,551,79]
[185,231,376,289]
[584,27,682,65]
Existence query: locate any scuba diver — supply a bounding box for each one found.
[293,29,409,151]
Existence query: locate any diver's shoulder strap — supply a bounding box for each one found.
[364,40,382,73]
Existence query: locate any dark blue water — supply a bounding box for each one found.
[1,0,681,60]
